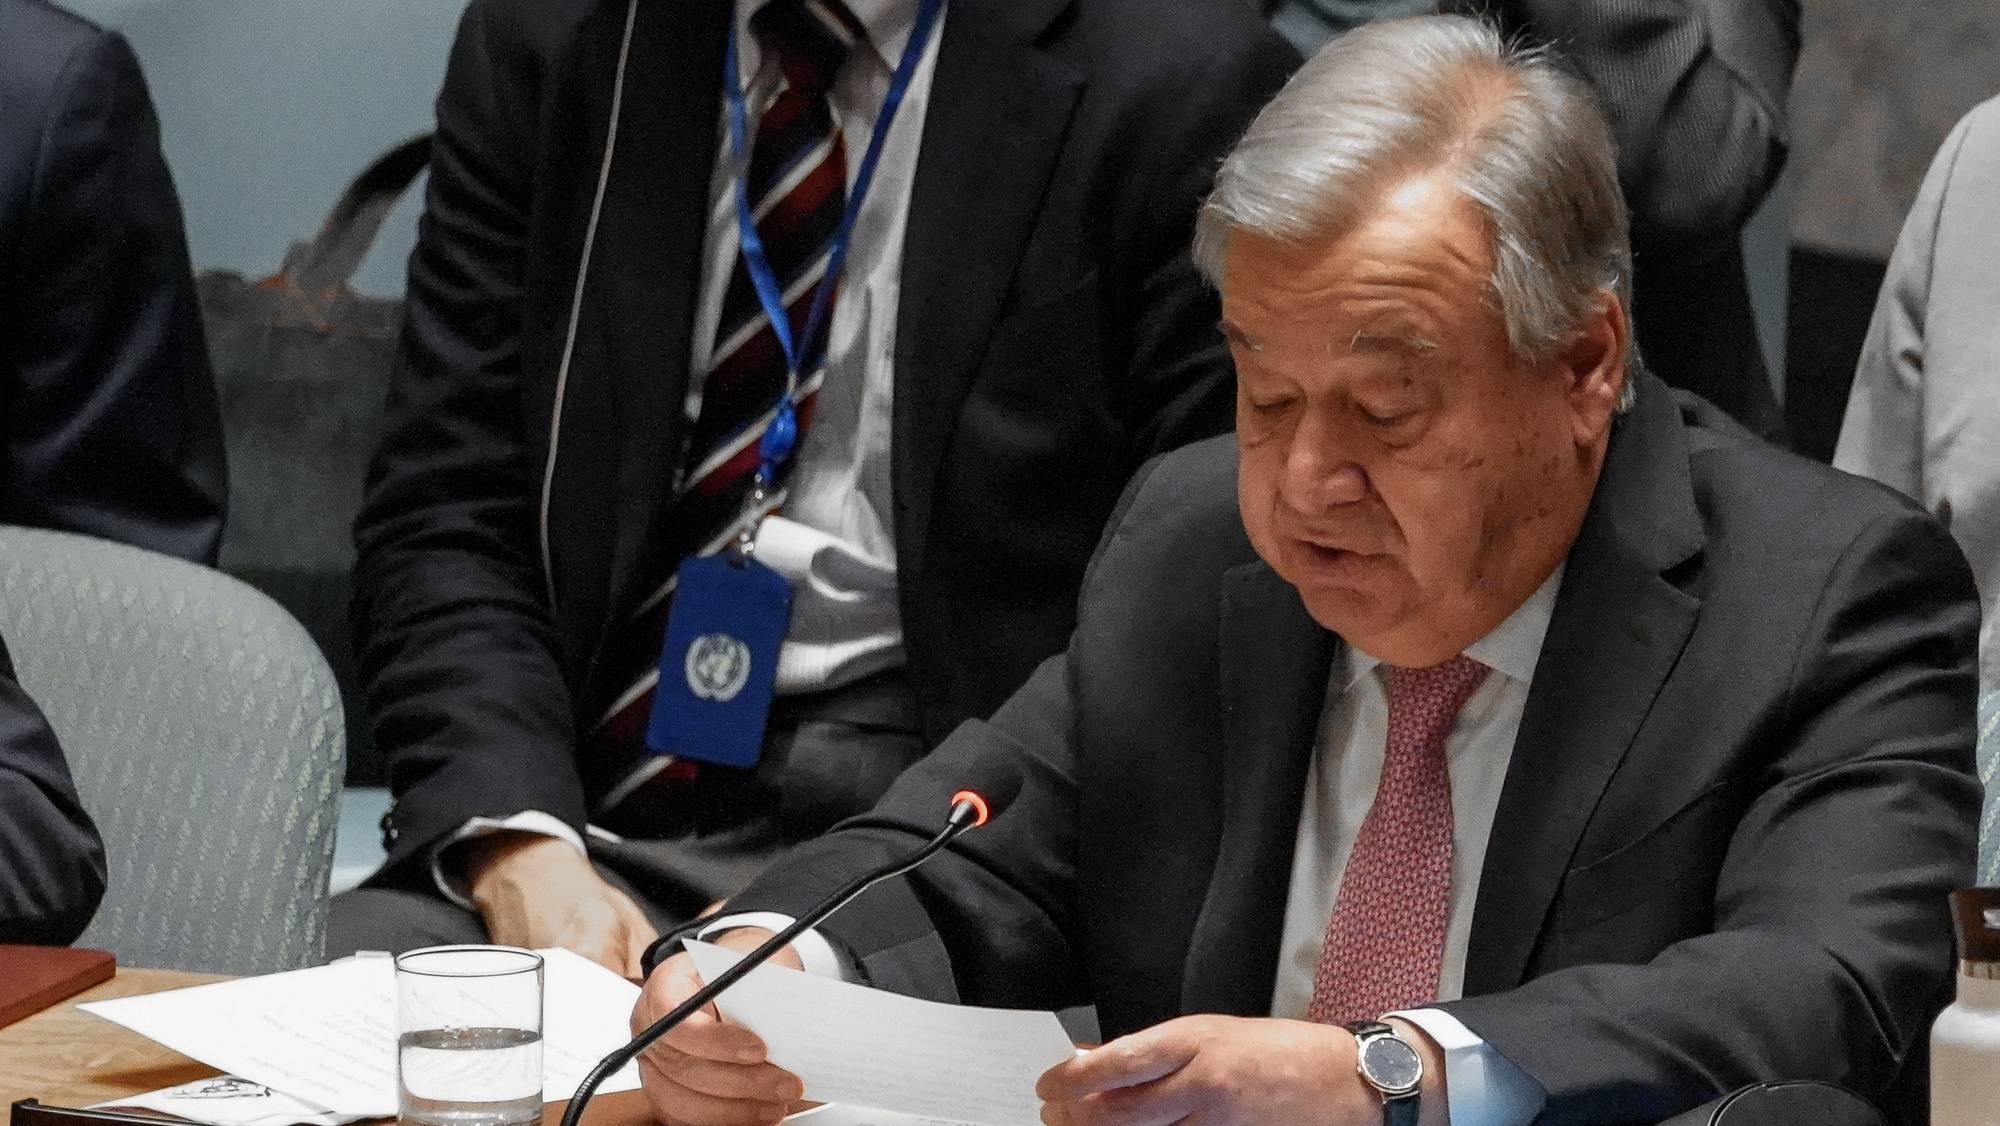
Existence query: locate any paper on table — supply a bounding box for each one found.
[686,941,1075,1126]
[783,1106,996,1126]
[79,948,642,1118]
[95,1075,360,1126]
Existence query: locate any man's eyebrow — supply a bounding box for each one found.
[1218,319,1261,350]
[1346,327,1438,356]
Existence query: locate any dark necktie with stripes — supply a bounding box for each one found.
[585,0,867,831]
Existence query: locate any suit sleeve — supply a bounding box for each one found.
[721,657,1090,1005]
[1108,25,1298,459]
[3,30,225,565]
[713,455,1173,1005]
[1832,109,1982,499]
[354,0,587,877]
[1445,0,1798,248]
[1440,508,1981,1122]
[0,633,106,945]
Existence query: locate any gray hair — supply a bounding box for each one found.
[1193,15,1639,408]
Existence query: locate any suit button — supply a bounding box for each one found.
[380,805,399,845]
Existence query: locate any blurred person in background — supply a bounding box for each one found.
[1262,0,1798,441]
[0,0,227,563]
[1258,0,1434,46]
[0,626,105,946]
[330,0,1298,974]
[1782,0,1997,461]
[1837,95,2000,702]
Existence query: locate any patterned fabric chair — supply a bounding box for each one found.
[0,526,343,972]
[1980,690,2000,887]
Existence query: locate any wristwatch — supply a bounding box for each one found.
[1345,1020,1422,1126]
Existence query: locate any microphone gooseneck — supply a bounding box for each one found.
[560,776,1020,1126]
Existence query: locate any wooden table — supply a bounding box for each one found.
[0,969,221,1110]
[0,970,649,1126]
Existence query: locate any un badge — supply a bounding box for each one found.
[685,632,754,703]
[647,552,792,766]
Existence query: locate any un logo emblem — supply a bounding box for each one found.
[684,633,753,703]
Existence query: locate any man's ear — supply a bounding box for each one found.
[1561,289,1628,447]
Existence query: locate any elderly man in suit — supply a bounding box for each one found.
[330,0,1298,973]
[0,627,105,945]
[635,16,1977,1126]
[1837,95,2000,702]
[0,0,226,564]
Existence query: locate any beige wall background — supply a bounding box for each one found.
[1789,0,2000,261]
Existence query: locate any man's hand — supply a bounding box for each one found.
[1036,1015,1447,1126]
[464,832,659,977]
[632,928,807,1126]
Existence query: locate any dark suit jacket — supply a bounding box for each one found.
[355,0,1299,875]
[0,629,105,945]
[1443,0,1799,440]
[0,0,226,564]
[728,373,1979,1125]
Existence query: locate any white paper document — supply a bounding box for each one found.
[687,940,1076,1126]
[79,948,642,1119]
[96,1076,360,1126]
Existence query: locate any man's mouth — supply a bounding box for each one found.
[1291,538,1382,574]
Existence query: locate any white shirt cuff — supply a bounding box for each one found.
[699,912,848,981]
[1389,1008,1546,1126]
[431,811,589,909]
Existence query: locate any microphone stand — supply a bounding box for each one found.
[558,800,985,1126]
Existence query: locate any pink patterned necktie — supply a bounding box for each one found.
[1308,655,1490,1026]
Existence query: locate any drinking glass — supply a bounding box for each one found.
[395,946,545,1126]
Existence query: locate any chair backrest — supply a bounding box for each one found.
[1980,691,2000,886]
[0,526,343,973]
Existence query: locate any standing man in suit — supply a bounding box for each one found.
[330,0,1298,972]
[0,0,227,564]
[1837,96,2000,702]
[636,17,1976,1125]
[0,627,105,945]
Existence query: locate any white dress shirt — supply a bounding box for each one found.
[433,0,939,894]
[1266,568,1565,1125]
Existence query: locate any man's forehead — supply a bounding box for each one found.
[1219,305,1440,354]
[1219,252,1479,357]
[1221,183,1489,305]
[1216,185,1488,348]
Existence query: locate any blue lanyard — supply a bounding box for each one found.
[724,0,946,482]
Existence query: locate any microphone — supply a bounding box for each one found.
[559,760,1026,1126]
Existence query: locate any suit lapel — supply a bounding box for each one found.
[1462,378,1705,995]
[1180,562,1334,1016]
[600,0,732,620]
[891,0,1084,577]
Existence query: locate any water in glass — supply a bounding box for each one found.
[398,1026,544,1126]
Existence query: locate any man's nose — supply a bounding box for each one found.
[1281,420,1370,511]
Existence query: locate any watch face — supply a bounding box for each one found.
[1358,1035,1423,1094]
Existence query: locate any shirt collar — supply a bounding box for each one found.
[1340,563,1566,692]
[742,0,915,72]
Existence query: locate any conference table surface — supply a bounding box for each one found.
[0,969,652,1126]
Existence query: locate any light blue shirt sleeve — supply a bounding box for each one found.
[1389,1008,1546,1126]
